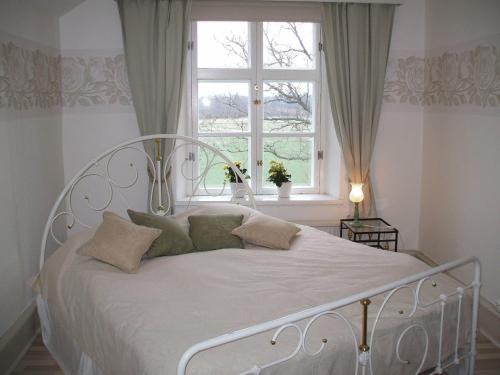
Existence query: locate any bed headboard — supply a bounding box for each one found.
[40,134,256,270]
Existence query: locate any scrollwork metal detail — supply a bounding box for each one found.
[177,258,480,375]
[38,136,480,375]
[40,135,256,268]
[237,311,360,375]
[235,280,474,375]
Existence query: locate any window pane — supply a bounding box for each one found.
[198,137,250,189]
[263,137,313,187]
[263,82,313,133]
[263,22,315,70]
[198,82,250,133]
[197,21,249,69]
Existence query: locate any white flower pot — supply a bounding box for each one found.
[230,182,245,198]
[277,182,292,198]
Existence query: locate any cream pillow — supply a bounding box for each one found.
[232,214,300,250]
[77,212,161,273]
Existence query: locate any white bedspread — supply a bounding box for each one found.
[37,225,469,375]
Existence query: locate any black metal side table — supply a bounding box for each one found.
[340,218,399,251]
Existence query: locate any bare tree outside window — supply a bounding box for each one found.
[263,22,315,69]
[196,21,318,189]
[197,22,249,68]
[198,82,249,133]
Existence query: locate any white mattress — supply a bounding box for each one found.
[36,224,469,375]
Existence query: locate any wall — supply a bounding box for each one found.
[373,0,426,249]
[0,0,64,341]
[58,0,426,249]
[419,0,500,306]
[59,0,139,183]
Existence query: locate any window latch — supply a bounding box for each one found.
[188,151,195,161]
[317,150,324,160]
[257,160,263,167]
[253,84,261,105]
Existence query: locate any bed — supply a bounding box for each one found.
[36,135,481,375]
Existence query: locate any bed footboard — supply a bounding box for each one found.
[177,257,480,375]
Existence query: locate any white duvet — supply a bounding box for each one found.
[37,223,469,375]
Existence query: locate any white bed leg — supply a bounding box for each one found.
[468,260,481,375]
[453,288,464,365]
[358,351,369,375]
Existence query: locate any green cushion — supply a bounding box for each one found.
[127,209,195,258]
[188,214,244,251]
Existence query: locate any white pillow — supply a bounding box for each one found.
[232,213,301,250]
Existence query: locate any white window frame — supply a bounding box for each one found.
[189,20,324,196]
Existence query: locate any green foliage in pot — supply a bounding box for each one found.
[224,161,250,183]
[267,160,291,187]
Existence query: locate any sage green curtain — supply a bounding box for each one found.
[117,0,191,213]
[322,3,395,217]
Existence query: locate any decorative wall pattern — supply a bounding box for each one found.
[60,43,500,111]
[0,41,61,111]
[61,54,132,107]
[384,45,500,108]
[3,40,498,112]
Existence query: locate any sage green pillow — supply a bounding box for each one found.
[188,214,244,251]
[127,209,195,258]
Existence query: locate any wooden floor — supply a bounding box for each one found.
[13,336,62,375]
[12,333,500,374]
[475,334,500,375]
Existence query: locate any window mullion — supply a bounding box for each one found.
[248,21,257,195]
[191,21,198,197]
[197,69,252,80]
[198,132,251,138]
[315,22,322,194]
[255,21,264,194]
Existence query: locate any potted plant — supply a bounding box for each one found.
[267,160,292,198]
[224,161,250,198]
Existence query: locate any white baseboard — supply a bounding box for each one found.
[478,298,500,349]
[0,302,39,375]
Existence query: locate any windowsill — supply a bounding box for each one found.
[176,194,343,206]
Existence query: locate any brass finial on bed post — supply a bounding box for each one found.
[359,298,371,352]
[155,138,162,161]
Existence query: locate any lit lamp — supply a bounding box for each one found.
[349,183,364,227]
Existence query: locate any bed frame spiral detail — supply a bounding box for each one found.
[177,257,481,375]
[37,135,481,375]
[39,134,256,270]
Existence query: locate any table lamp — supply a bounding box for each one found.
[349,183,364,227]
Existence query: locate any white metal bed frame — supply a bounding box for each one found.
[38,134,481,375]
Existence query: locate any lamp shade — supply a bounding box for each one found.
[349,183,364,203]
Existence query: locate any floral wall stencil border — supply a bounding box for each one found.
[61,44,500,111]
[61,54,132,107]
[0,41,61,111]
[2,40,498,112]
[384,44,500,108]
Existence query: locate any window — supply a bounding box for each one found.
[191,21,322,195]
